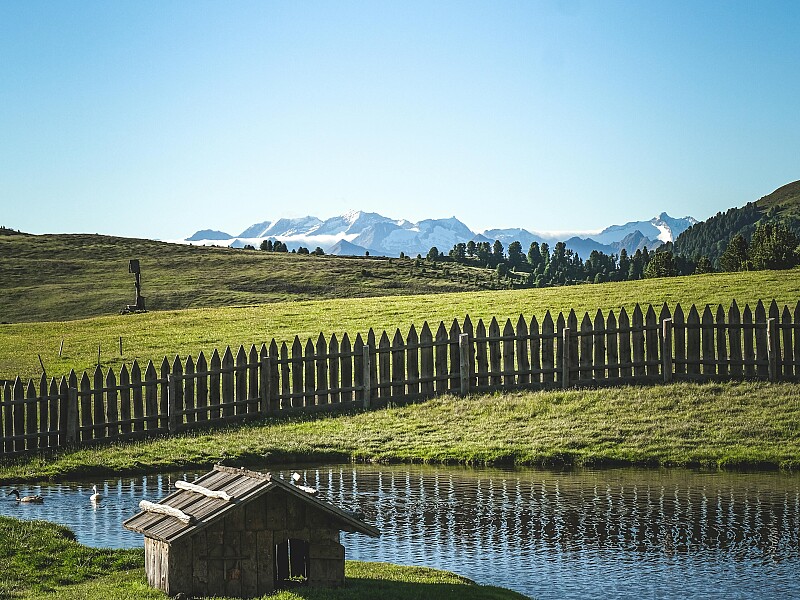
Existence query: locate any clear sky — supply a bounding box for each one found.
[2,0,799,240]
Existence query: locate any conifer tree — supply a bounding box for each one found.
[507,241,523,268]
[527,242,542,270]
[720,234,750,272]
[749,222,799,270]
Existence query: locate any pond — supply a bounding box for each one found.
[2,464,799,599]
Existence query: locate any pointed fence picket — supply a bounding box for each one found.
[3,299,799,457]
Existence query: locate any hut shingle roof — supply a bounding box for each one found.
[123,465,379,542]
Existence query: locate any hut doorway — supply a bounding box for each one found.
[275,538,310,588]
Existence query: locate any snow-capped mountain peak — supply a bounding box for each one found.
[183,211,697,258]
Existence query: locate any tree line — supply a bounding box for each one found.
[429,219,799,288]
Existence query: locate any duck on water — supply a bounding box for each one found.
[7,489,43,504]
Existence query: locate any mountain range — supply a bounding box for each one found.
[182,210,698,259]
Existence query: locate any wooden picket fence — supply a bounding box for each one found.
[2,299,799,457]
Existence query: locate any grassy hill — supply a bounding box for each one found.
[673,179,800,265]
[0,232,507,324]
[1,265,798,381]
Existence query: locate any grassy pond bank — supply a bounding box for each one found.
[1,381,798,484]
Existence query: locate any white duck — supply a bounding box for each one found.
[89,484,102,504]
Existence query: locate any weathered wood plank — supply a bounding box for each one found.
[279,342,290,409]
[673,304,686,376]
[606,310,619,379]
[37,374,47,449]
[25,379,37,451]
[488,317,502,387]
[171,356,184,431]
[378,331,391,399]
[529,315,540,384]
[645,305,659,377]
[728,301,743,377]
[93,365,106,440]
[781,305,794,378]
[420,324,435,396]
[80,371,93,442]
[449,319,461,392]
[541,312,554,384]
[593,309,605,381]
[48,376,59,447]
[328,334,340,404]
[701,305,715,376]
[221,347,235,417]
[555,312,565,386]
[502,319,516,387]
[196,352,208,422]
[304,338,316,407]
[210,350,222,419]
[716,305,728,377]
[106,368,119,438]
[66,371,78,445]
[755,300,768,378]
[743,304,756,377]
[406,325,420,397]
[579,312,592,381]
[316,334,329,405]
[475,319,488,387]
[567,309,579,382]
[618,308,632,378]
[435,322,449,394]
[463,315,476,389]
[632,305,645,378]
[686,305,701,376]
[160,357,170,429]
[269,340,280,411]
[516,315,530,385]
[236,345,249,414]
[392,329,405,398]
[340,334,353,404]
[2,382,11,453]
[367,329,378,400]
[181,355,195,425]
[119,365,131,435]
[353,334,365,403]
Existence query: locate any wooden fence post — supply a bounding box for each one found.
[767,318,778,382]
[362,345,371,409]
[459,333,470,395]
[168,374,179,433]
[562,328,570,389]
[66,387,79,445]
[662,318,673,383]
[261,355,272,415]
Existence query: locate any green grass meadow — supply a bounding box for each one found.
[2,265,799,381]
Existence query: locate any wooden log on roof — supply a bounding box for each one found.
[139,500,194,524]
[174,480,232,501]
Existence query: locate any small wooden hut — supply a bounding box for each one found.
[123,465,380,598]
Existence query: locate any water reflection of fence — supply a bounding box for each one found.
[315,467,800,560]
[2,299,799,456]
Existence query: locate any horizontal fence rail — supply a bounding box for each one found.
[2,299,799,457]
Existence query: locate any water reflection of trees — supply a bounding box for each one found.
[304,468,800,562]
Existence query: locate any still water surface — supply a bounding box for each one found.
[2,465,799,599]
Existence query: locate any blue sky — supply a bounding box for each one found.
[1,0,799,240]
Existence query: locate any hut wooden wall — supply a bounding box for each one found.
[143,491,346,598]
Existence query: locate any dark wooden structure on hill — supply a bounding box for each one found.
[123,465,380,598]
